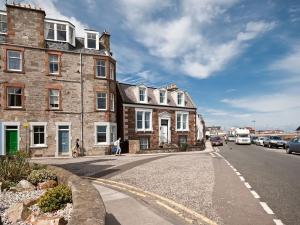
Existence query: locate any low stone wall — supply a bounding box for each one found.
[48,166,106,225]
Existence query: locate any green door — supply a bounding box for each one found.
[6,129,18,155]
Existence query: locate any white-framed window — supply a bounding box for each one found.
[7,50,22,71]
[159,90,167,104]
[177,92,184,106]
[96,59,106,78]
[85,31,99,49]
[176,112,189,131]
[94,122,117,145]
[96,92,107,110]
[49,89,60,110]
[30,122,47,148]
[48,54,59,75]
[0,13,7,34]
[136,109,152,131]
[140,137,149,150]
[57,24,66,41]
[44,20,75,45]
[7,87,23,108]
[139,87,147,103]
[110,62,115,80]
[110,93,114,112]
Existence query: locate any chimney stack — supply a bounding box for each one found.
[100,30,110,52]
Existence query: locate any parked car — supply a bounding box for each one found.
[286,138,300,154]
[251,136,258,144]
[227,135,236,142]
[263,136,286,148]
[210,136,224,146]
[255,137,265,146]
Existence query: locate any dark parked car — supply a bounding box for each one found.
[286,138,300,154]
[263,136,286,148]
[210,136,223,146]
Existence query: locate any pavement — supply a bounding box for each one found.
[31,143,285,225]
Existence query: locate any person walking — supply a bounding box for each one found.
[72,138,80,158]
[114,138,122,155]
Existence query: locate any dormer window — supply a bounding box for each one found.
[85,31,99,49]
[139,87,147,103]
[177,92,184,106]
[0,13,7,34]
[57,24,66,41]
[44,19,75,46]
[159,90,167,104]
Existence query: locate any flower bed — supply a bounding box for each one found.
[0,153,73,225]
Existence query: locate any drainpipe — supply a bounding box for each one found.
[80,52,84,155]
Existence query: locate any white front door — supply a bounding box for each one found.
[160,119,169,144]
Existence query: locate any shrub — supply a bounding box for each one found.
[38,184,72,212]
[179,143,188,151]
[27,169,57,185]
[31,163,47,170]
[0,151,31,184]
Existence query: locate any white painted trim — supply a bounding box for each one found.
[55,122,72,157]
[84,30,100,50]
[94,122,117,146]
[176,91,185,107]
[159,115,171,145]
[135,108,153,132]
[158,89,168,105]
[29,122,48,148]
[1,122,21,155]
[0,11,7,35]
[138,86,148,104]
[175,111,189,131]
[44,20,74,45]
[96,92,107,111]
[123,103,196,112]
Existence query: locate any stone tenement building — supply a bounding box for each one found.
[0,4,117,156]
[117,83,197,152]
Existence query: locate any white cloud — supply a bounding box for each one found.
[119,0,276,79]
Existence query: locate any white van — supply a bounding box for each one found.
[235,128,251,145]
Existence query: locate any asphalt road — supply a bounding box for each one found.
[219,142,300,225]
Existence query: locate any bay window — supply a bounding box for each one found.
[44,20,75,45]
[110,62,115,80]
[110,93,114,112]
[96,59,106,78]
[96,92,107,110]
[85,31,99,49]
[95,122,117,145]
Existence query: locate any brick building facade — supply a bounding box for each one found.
[117,83,197,152]
[0,4,117,157]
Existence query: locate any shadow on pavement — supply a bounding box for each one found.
[106,213,121,225]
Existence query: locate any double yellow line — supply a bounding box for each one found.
[86,177,218,225]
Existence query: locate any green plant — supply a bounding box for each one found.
[31,163,47,170]
[179,143,188,151]
[27,169,57,185]
[0,151,31,184]
[38,184,72,212]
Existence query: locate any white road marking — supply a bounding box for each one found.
[232,168,237,172]
[236,172,241,176]
[244,182,251,189]
[210,153,216,158]
[251,190,260,199]
[273,219,284,225]
[215,152,223,158]
[260,202,274,214]
[239,176,245,182]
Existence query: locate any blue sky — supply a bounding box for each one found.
[2,0,300,131]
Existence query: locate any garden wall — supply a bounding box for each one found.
[48,166,106,225]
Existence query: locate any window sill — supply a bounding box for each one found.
[47,109,63,111]
[95,76,107,80]
[94,143,110,147]
[30,145,48,149]
[5,107,25,111]
[3,70,25,74]
[136,130,153,133]
[47,74,62,77]
[176,130,189,132]
[96,109,107,112]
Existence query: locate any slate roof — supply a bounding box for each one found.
[117,82,196,109]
